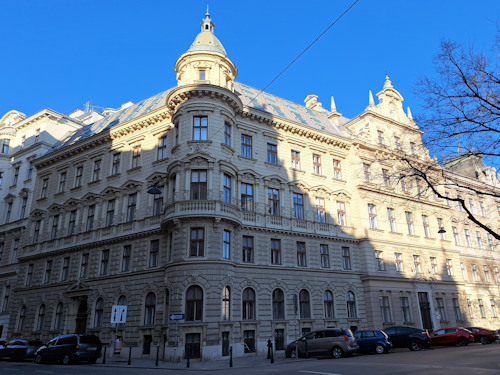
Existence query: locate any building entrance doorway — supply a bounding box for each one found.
[418,292,433,331]
[75,299,88,334]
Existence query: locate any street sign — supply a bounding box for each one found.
[111,305,127,324]
[169,313,184,321]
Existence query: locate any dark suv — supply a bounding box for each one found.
[382,326,431,351]
[35,334,102,364]
[285,329,358,359]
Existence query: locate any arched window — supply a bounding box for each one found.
[346,291,356,318]
[118,295,127,306]
[242,288,256,320]
[299,289,311,319]
[94,298,104,327]
[186,286,203,321]
[222,286,230,321]
[272,289,284,320]
[18,305,26,331]
[37,304,46,331]
[324,290,334,319]
[144,292,156,325]
[54,302,64,330]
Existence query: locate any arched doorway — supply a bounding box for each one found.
[75,299,88,334]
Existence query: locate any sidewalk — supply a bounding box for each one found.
[96,352,303,371]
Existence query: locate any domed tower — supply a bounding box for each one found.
[174,9,238,90]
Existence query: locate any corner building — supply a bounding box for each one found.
[4,12,499,361]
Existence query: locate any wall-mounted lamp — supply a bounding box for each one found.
[438,228,446,234]
[147,186,162,195]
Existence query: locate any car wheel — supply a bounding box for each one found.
[458,337,468,346]
[479,336,489,345]
[375,344,385,354]
[288,348,297,359]
[409,340,423,351]
[35,354,43,364]
[62,354,71,365]
[331,346,343,359]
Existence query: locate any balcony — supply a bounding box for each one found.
[162,200,242,227]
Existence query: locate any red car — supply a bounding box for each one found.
[430,327,474,346]
[465,327,499,344]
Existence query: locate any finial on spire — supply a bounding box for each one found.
[200,6,214,33]
[384,74,393,89]
[206,4,210,17]
[368,90,375,107]
[407,106,413,121]
[331,96,337,112]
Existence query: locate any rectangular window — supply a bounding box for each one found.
[468,198,476,214]
[25,263,33,286]
[241,135,252,158]
[10,239,18,264]
[1,139,10,154]
[242,236,254,263]
[464,228,472,247]
[193,116,208,141]
[1,285,9,312]
[13,167,19,185]
[400,174,408,193]
[368,203,377,229]
[92,159,101,181]
[198,69,206,80]
[387,208,397,232]
[122,245,131,272]
[487,233,495,251]
[271,239,281,265]
[291,150,301,170]
[479,299,485,318]
[5,202,12,223]
[27,162,33,179]
[377,130,385,145]
[430,257,438,274]
[401,297,411,322]
[445,191,452,207]
[61,257,70,281]
[68,210,76,236]
[223,174,231,203]
[413,255,421,273]
[157,136,167,160]
[100,249,109,275]
[453,298,462,321]
[436,298,447,321]
[86,205,95,231]
[34,129,40,143]
[405,211,414,235]
[394,136,402,150]
[491,299,497,318]
[191,170,207,200]
[363,163,371,183]
[375,250,385,271]
[153,192,163,216]
[315,197,326,223]
[127,193,137,222]
[0,171,3,187]
[410,142,417,155]
[342,247,351,270]
[476,231,484,249]
[33,220,41,243]
[20,197,28,219]
[51,215,59,239]
[190,228,204,257]
[422,215,430,238]
[468,299,473,318]
[495,266,500,284]
[296,242,307,267]
[149,240,159,267]
[268,188,280,216]
[312,154,322,175]
[446,259,453,276]
[111,153,121,175]
[416,178,423,196]
[382,169,390,187]
[267,143,278,164]
[452,226,460,245]
[241,183,253,211]
[380,296,392,323]
[105,199,115,226]
[483,265,491,283]
[457,194,465,212]
[437,218,446,240]
[41,178,49,198]
[320,244,329,268]
[56,171,66,193]
[461,262,468,281]
[333,159,342,180]
[80,253,89,278]
[44,261,52,284]
[293,193,304,219]
[337,201,346,226]
[395,252,404,272]
[222,230,231,259]
[0,242,3,263]
[224,123,231,146]
[472,264,480,282]
[75,166,83,187]
[479,201,487,217]
[131,145,141,168]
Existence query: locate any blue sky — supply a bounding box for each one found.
[1,1,498,126]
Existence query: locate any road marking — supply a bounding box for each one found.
[299,371,343,375]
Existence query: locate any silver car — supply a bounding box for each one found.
[285,329,359,359]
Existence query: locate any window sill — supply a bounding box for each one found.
[312,173,326,179]
[88,179,101,186]
[127,166,142,173]
[291,168,306,174]
[70,186,82,192]
[221,144,234,153]
[238,155,257,162]
[264,161,282,168]
[153,158,168,166]
[107,173,121,180]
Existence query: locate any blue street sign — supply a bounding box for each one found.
[169,313,184,321]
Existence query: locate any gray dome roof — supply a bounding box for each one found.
[187,10,226,56]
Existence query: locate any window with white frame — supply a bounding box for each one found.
[478,299,485,318]
[401,296,411,322]
[296,242,307,267]
[363,163,371,182]
[312,154,322,175]
[379,296,392,323]
[320,244,329,268]
[375,250,385,271]
[368,203,377,229]
[472,264,480,282]
[111,153,121,175]
[405,211,414,235]
[58,172,66,193]
[223,123,231,146]
[333,159,342,179]
[395,252,404,272]
[422,215,430,237]
[413,255,421,273]
[461,262,468,281]
[337,201,346,226]
[453,298,462,321]
[464,228,472,247]
[446,259,453,276]
[223,230,230,259]
[157,136,167,160]
[430,257,438,274]
[223,174,231,203]
[315,197,326,223]
[387,208,397,232]
[452,226,460,245]
[437,218,446,240]
[291,150,301,170]
[342,247,351,270]
[476,231,484,249]
[267,142,278,164]
[483,265,491,283]
[436,298,447,321]
[92,159,101,182]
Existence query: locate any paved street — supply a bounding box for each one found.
[0,343,498,374]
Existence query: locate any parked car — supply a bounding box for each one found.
[430,327,474,346]
[382,326,431,351]
[0,339,43,361]
[285,329,359,359]
[35,334,102,364]
[354,330,392,354]
[465,327,499,344]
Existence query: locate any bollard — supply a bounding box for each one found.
[102,346,107,364]
[155,344,159,366]
[127,346,132,365]
[229,346,233,367]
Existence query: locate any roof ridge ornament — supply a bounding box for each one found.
[384,74,393,89]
